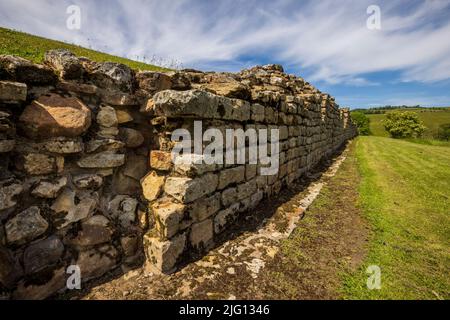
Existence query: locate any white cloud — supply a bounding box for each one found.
[1,0,450,84]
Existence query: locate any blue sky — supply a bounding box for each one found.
[1,0,450,108]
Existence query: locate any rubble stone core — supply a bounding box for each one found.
[0,51,356,299]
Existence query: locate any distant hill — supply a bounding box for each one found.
[0,27,168,72]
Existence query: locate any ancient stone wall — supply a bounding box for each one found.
[0,50,356,299]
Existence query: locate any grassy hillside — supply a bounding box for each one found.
[342,136,450,299]
[0,27,168,72]
[367,109,450,139]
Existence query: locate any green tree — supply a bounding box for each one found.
[351,111,371,135]
[383,111,426,138]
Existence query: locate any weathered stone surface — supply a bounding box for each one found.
[152,201,185,239]
[97,126,119,139]
[89,62,134,92]
[97,105,118,128]
[44,49,83,79]
[100,90,138,106]
[5,207,48,246]
[23,236,64,274]
[0,140,15,153]
[67,215,112,247]
[0,55,57,85]
[57,81,98,95]
[0,182,23,211]
[51,189,97,229]
[214,203,240,234]
[13,267,66,300]
[108,195,137,228]
[174,154,219,177]
[190,218,213,249]
[153,89,220,119]
[164,173,218,203]
[19,94,92,139]
[119,128,144,148]
[112,170,141,196]
[22,153,56,175]
[116,109,133,124]
[85,138,124,153]
[150,150,172,171]
[136,71,172,93]
[221,187,240,207]
[188,193,221,222]
[146,232,186,274]
[218,166,245,189]
[77,152,125,168]
[122,154,148,180]
[75,245,118,281]
[251,103,265,122]
[141,171,165,202]
[121,235,140,257]
[168,72,191,90]
[0,81,27,103]
[73,174,103,189]
[31,177,67,199]
[42,137,83,154]
[201,74,250,100]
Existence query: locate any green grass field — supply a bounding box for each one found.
[0,27,168,72]
[367,109,450,139]
[342,136,450,299]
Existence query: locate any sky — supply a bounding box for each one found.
[1,0,450,109]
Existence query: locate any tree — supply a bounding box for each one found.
[383,111,426,138]
[351,111,371,135]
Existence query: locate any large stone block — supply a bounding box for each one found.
[153,89,220,119]
[23,236,64,274]
[0,55,57,85]
[141,171,165,202]
[164,173,218,203]
[44,49,83,80]
[5,207,48,246]
[146,232,186,274]
[19,94,92,139]
[75,245,118,281]
[150,150,173,171]
[218,166,245,190]
[152,200,186,239]
[188,193,221,222]
[77,152,125,168]
[0,81,27,103]
[190,219,213,250]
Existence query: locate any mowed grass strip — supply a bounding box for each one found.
[342,136,450,299]
[0,27,169,72]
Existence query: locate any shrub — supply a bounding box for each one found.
[351,111,371,135]
[383,111,426,138]
[437,123,450,141]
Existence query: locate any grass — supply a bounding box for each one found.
[0,27,169,72]
[342,136,450,299]
[367,109,450,139]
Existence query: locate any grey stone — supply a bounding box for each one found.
[96,105,118,128]
[164,173,218,204]
[73,174,103,189]
[31,177,67,199]
[190,219,213,250]
[0,182,23,211]
[44,49,83,79]
[75,245,118,281]
[51,189,97,229]
[23,236,64,274]
[5,206,48,246]
[119,128,144,148]
[42,137,83,154]
[77,152,125,168]
[66,215,112,247]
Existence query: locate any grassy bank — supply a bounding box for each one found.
[342,136,450,299]
[0,27,168,71]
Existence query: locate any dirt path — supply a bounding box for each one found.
[62,142,368,300]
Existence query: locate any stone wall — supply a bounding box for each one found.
[0,50,356,299]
